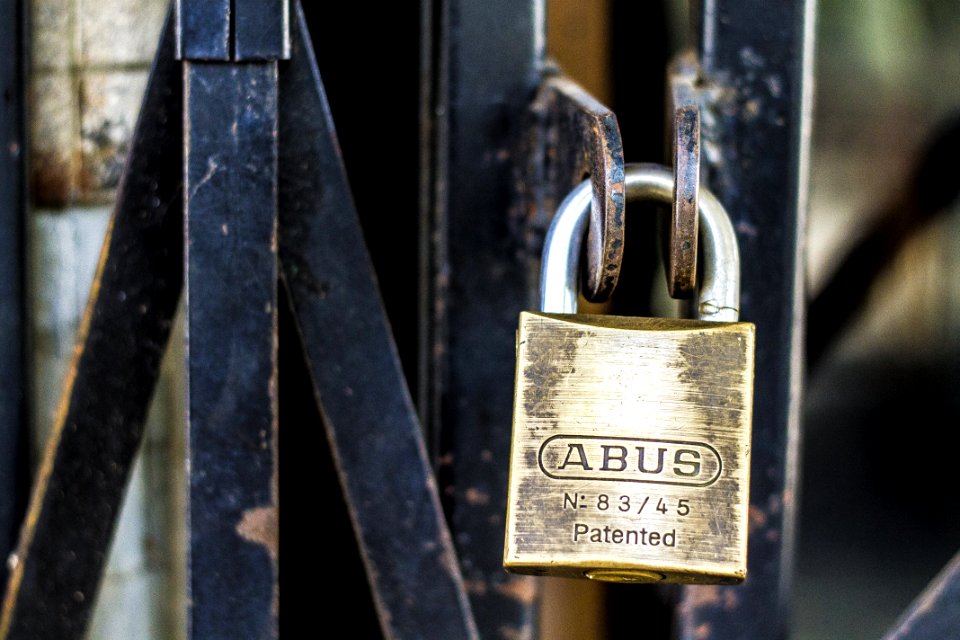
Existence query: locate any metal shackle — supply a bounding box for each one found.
[540,163,741,321]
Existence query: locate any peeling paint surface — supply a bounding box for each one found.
[236,506,279,560]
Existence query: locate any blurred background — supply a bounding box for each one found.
[792,2,960,638]
[16,0,960,638]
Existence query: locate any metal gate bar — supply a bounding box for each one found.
[184,61,280,639]
[0,0,28,596]
[676,2,813,638]
[178,0,288,634]
[421,1,546,637]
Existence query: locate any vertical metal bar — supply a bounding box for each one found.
[676,1,813,639]
[234,0,290,61]
[0,15,184,638]
[423,1,545,637]
[0,0,28,595]
[418,0,443,442]
[176,0,231,61]
[184,62,279,639]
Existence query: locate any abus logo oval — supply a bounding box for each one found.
[538,435,722,487]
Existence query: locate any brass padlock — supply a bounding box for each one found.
[503,163,755,584]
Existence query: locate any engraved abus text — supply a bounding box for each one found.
[538,435,722,487]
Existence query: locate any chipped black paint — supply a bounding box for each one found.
[185,60,279,640]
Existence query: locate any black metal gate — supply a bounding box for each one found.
[1,0,958,638]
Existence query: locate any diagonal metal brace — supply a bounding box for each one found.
[882,550,960,640]
[0,11,184,638]
[278,6,478,638]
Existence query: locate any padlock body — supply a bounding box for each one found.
[504,312,754,584]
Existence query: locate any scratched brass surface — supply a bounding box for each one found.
[504,312,755,583]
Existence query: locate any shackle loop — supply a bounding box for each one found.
[540,163,741,321]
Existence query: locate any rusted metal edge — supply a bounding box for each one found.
[0,11,183,638]
[277,5,478,638]
[667,51,702,299]
[525,73,626,303]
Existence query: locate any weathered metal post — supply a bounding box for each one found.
[178,0,287,635]
[420,1,547,637]
[675,2,813,638]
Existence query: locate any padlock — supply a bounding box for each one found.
[503,163,755,584]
